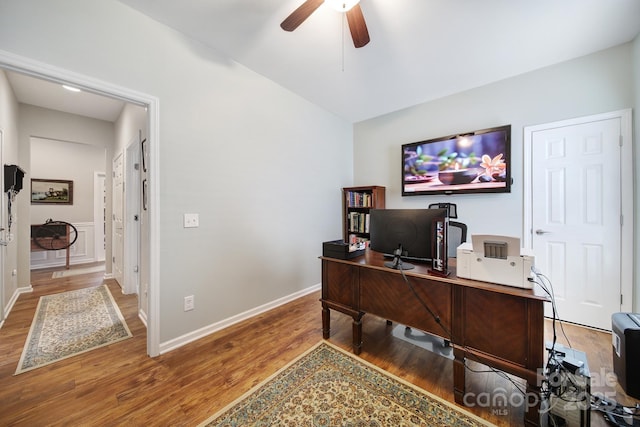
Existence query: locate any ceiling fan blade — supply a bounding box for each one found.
[346,4,370,48]
[281,0,324,32]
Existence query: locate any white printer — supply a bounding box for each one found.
[456,235,534,289]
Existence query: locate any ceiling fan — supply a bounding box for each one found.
[280,0,370,48]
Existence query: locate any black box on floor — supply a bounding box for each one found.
[322,240,365,260]
[612,312,640,399]
[546,342,591,427]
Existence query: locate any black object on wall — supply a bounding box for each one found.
[4,164,25,193]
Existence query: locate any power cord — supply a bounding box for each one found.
[395,261,640,425]
[529,267,640,426]
[396,263,531,400]
[397,265,451,339]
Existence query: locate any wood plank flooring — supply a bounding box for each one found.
[0,267,637,426]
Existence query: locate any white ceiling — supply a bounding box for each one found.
[117,0,640,122]
[4,0,640,123]
[5,71,126,122]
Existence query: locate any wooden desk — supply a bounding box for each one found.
[321,250,549,426]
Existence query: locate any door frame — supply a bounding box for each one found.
[523,109,633,314]
[112,150,125,289]
[0,49,161,356]
[93,172,106,263]
[124,136,141,296]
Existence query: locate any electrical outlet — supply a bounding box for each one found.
[183,213,199,228]
[184,295,194,311]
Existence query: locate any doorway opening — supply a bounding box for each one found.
[0,51,159,356]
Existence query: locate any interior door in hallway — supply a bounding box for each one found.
[528,114,629,330]
[112,151,124,287]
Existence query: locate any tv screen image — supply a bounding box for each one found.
[369,208,448,271]
[402,125,511,196]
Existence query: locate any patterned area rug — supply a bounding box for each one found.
[15,285,132,375]
[200,341,494,426]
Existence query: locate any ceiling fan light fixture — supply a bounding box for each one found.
[324,0,360,12]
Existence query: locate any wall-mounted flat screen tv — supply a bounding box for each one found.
[402,125,511,196]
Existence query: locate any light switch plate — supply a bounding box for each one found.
[184,213,199,228]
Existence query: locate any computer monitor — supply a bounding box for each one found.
[369,208,447,270]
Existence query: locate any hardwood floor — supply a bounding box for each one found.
[0,267,637,426]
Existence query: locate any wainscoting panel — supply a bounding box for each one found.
[30,222,97,269]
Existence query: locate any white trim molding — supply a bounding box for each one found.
[30,222,96,269]
[0,49,161,356]
[1,285,33,329]
[159,284,321,354]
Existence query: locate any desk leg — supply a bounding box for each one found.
[453,347,466,405]
[65,225,71,269]
[352,315,363,355]
[322,304,330,339]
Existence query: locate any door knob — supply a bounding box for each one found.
[535,229,550,235]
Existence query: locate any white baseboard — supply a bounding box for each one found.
[30,222,96,269]
[138,308,148,328]
[1,285,33,328]
[159,283,321,354]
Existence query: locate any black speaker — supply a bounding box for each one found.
[4,164,25,193]
[612,312,640,399]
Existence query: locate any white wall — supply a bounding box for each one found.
[0,69,21,320]
[354,43,637,307]
[17,104,115,276]
[30,137,106,224]
[0,0,352,344]
[29,137,107,269]
[114,103,148,316]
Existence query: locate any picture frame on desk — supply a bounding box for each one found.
[30,179,73,205]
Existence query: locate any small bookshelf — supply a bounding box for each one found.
[342,186,386,244]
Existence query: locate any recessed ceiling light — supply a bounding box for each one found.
[62,84,81,93]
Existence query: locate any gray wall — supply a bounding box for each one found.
[354,41,638,309]
[17,105,115,278]
[0,0,352,344]
[0,69,21,320]
[30,137,106,224]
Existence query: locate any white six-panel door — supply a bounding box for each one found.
[525,111,632,330]
[112,151,124,288]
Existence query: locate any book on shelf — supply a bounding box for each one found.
[347,191,373,208]
[347,212,370,233]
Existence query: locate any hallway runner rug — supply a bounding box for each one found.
[15,285,132,374]
[199,341,495,427]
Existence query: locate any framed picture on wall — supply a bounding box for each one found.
[31,179,74,205]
